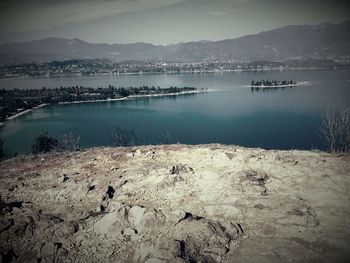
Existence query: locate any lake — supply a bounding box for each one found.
[1,70,350,156]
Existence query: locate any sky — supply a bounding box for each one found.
[0,0,349,45]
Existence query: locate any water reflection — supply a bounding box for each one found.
[250,86,294,92]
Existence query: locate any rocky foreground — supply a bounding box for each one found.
[0,144,349,262]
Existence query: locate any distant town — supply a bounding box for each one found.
[0,58,347,79]
[0,85,204,122]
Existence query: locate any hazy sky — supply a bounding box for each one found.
[0,0,349,44]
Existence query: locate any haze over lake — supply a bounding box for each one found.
[1,69,349,156]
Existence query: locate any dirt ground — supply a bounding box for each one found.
[0,144,349,262]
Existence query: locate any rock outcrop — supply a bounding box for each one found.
[0,144,349,262]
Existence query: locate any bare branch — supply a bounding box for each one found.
[319,107,350,153]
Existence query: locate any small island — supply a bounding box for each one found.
[0,85,207,122]
[250,80,298,89]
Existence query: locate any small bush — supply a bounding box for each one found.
[0,137,4,160]
[32,130,59,154]
[160,132,171,144]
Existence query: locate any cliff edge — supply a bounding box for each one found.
[0,144,349,262]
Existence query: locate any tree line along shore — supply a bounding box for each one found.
[0,85,206,122]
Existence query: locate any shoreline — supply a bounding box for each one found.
[4,103,49,121]
[1,90,208,123]
[0,67,348,81]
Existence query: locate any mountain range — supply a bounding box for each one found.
[0,20,349,64]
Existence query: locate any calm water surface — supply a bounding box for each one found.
[1,70,349,156]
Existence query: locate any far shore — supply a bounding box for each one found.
[1,89,208,124]
[1,67,348,81]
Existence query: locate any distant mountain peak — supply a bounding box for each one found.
[0,20,349,64]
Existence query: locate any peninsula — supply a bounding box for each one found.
[0,86,207,122]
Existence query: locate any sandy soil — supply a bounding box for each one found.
[0,144,349,262]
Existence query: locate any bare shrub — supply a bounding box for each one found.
[0,137,4,160]
[60,132,80,151]
[111,128,135,147]
[161,132,171,144]
[319,107,350,153]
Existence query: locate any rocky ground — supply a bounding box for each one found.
[0,144,349,262]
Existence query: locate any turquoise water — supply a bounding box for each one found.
[1,70,349,156]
